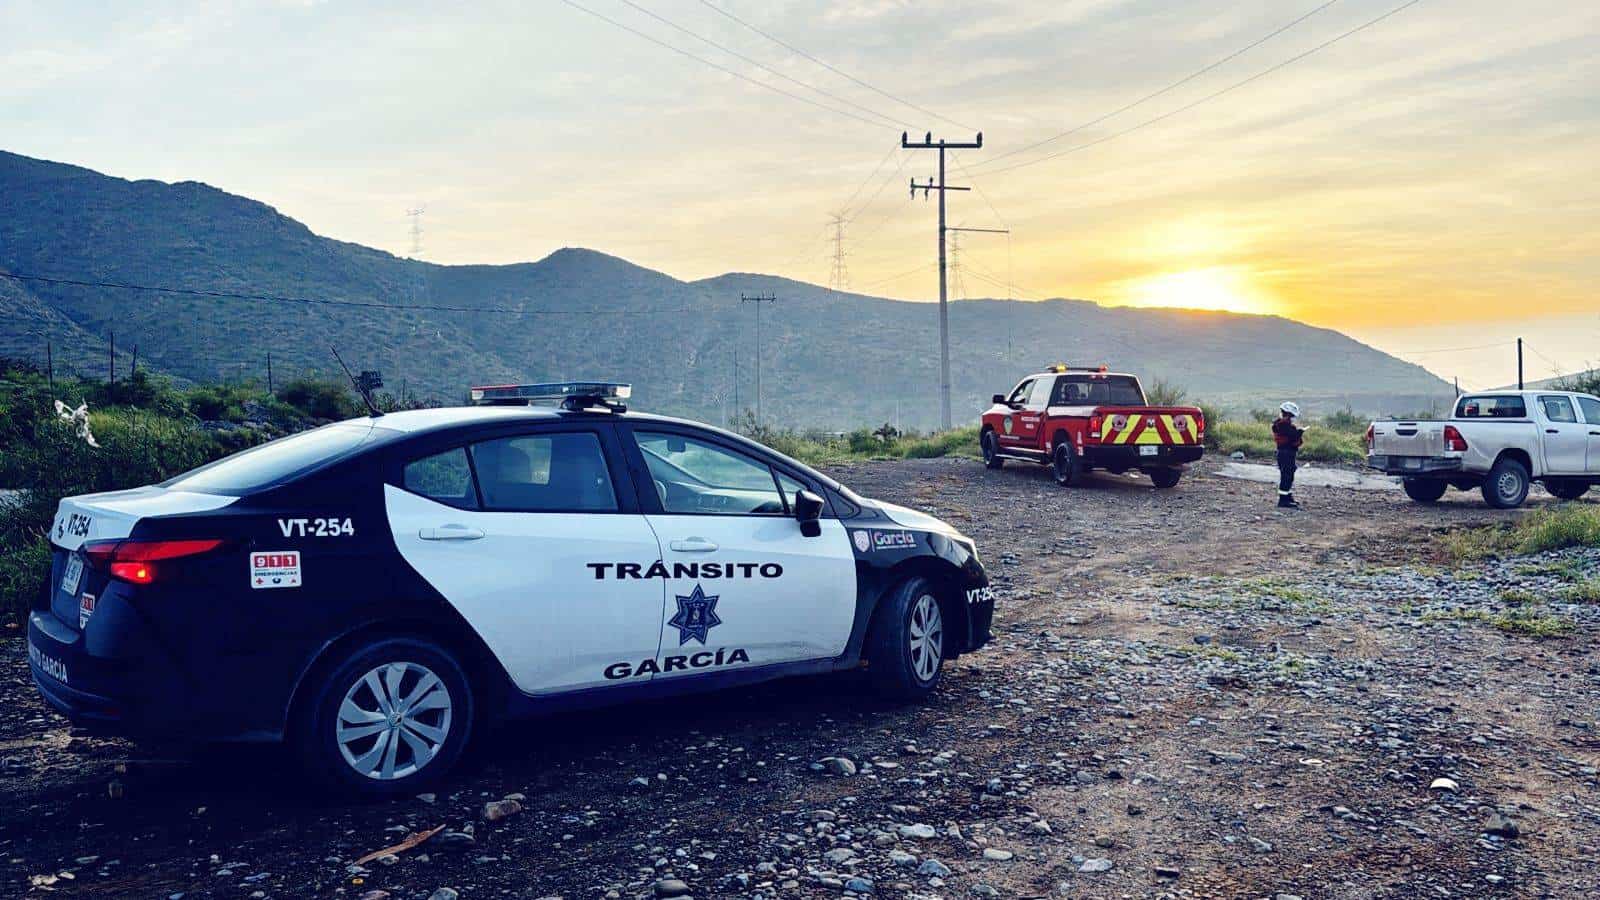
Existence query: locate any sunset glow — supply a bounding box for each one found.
[1117,267,1276,317]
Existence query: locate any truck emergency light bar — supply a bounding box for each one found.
[1046,364,1110,374]
[469,382,632,411]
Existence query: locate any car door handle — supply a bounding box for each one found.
[670,538,719,553]
[1546,429,1559,434]
[420,524,485,541]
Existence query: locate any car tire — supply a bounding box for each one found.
[981,430,1004,469]
[1052,444,1078,487]
[1546,478,1590,501]
[866,576,945,701]
[292,636,474,797]
[1403,478,1448,503]
[1481,458,1530,509]
[1149,467,1182,489]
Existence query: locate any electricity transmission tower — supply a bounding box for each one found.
[947,232,965,300]
[406,206,425,257]
[741,293,777,426]
[904,130,983,430]
[827,212,849,293]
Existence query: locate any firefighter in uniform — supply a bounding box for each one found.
[1272,401,1304,509]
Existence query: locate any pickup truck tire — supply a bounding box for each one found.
[1482,458,1530,509]
[1403,478,1448,503]
[981,430,1004,469]
[1052,444,1078,487]
[1546,478,1590,501]
[866,576,944,700]
[1149,467,1182,489]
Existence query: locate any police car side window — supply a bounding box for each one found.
[1006,380,1033,405]
[470,433,618,513]
[1579,397,1600,424]
[402,447,479,510]
[635,432,787,516]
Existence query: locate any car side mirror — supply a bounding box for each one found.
[793,489,824,538]
[991,394,1007,405]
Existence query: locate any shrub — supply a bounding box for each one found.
[1145,378,1188,406]
[277,378,362,421]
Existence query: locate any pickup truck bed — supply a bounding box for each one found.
[1368,390,1600,508]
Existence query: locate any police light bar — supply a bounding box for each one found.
[469,382,632,410]
[1046,364,1110,374]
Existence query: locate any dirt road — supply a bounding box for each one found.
[2,457,1596,899]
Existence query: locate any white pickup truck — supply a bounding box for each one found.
[1366,390,1600,508]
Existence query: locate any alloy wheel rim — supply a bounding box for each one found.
[336,661,453,780]
[908,594,943,683]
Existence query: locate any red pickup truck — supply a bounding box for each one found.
[980,365,1205,489]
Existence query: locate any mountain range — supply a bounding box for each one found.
[0,150,1453,429]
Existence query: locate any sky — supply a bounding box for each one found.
[3,0,1597,390]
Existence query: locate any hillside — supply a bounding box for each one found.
[0,150,1451,428]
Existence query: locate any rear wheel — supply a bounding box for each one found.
[292,636,474,797]
[867,577,945,700]
[1481,458,1530,509]
[1403,478,1448,503]
[1149,467,1182,489]
[1546,478,1590,501]
[1052,444,1078,487]
[981,430,1004,469]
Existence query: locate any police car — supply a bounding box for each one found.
[29,383,993,794]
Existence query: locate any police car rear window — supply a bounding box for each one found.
[164,423,392,493]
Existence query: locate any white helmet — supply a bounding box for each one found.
[1280,401,1300,417]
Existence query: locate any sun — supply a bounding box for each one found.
[1122,266,1273,316]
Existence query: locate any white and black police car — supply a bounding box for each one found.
[29,383,993,794]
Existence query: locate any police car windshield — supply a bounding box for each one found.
[164,422,395,494]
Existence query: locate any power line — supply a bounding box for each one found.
[694,0,976,132]
[977,0,1345,170]
[0,270,697,316]
[971,0,1425,177]
[556,0,886,129]
[614,0,907,129]
[839,142,902,217]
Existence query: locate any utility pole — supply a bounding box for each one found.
[904,130,983,430]
[108,331,115,391]
[406,206,425,258]
[1454,375,1460,397]
[741,293,777,427]
[828,212,849,293]
[267,352,274,393]
[45,340,54,394]
[1516,338,1524,390]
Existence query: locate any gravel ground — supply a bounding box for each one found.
[2,456,1596,899]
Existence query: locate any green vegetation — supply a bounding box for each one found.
[1207,417,1365,463]
[1515,559,1586,582]
[1490,607,1575,638]
[1444,505,1600,560]
[0,358,373,623]
[1558,580,1600,604]
[733,413,979,467]
[1498,588,1539,606]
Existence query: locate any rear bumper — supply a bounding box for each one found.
[1367,454,1464,476]
[1082,444,1203,469]
[27,605,281,742]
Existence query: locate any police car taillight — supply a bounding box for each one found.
[469,381,632,410]
[83,539,226,585]
[1443,425,1468,453]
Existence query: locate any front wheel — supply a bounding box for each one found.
[1482,458,1530,509]
[1546,478,1591,501]
[1149,467,1182,489]
[981,430,1004,469]
[292,636,475,797]
[866,577,945,700]
[1403,478,1448,503]
[1052,444,1078,487]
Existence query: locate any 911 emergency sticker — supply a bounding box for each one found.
[251,551,302,589]
[277,517,354,538]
